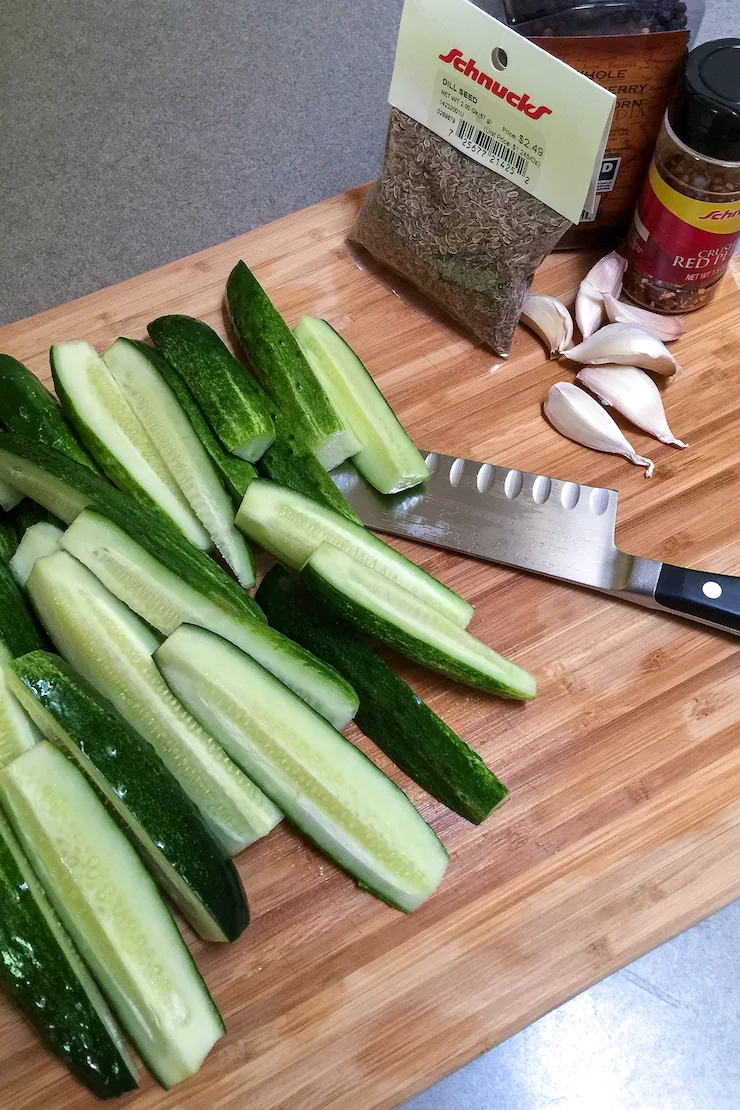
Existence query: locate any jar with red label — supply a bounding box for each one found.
[624,38,740,313]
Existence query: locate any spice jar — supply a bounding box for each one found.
[624,38,740,313]
[492,0,704,249]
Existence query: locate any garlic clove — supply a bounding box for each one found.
[520,294,574,357]
[544,381,654,477]
[602,293,685,342]
[575,279,605,340]
[584,251,627,298]
[576,365,687,448]
[563,322,679,376]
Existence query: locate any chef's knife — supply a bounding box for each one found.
[331,451,740,636]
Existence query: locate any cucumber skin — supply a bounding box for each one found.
[127,340,256,506]
[256,567,507,823]
[0,515,17,561]
[147,316,275,459]
[0,811,138,1099]
[10,499,64,537]
[0,560,49,658]
[226,260,343,452]
[0,354,98,472]
[257,412,361,524]
[301,557,535,700]
[11,651,248,943]
[0,434,265,627]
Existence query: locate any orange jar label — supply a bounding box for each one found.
[627,163,740,286]
[532,30,689,230]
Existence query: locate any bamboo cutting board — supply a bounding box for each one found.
[1,186,740,1110]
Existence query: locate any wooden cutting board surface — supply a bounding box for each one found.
[1,186,740,1110]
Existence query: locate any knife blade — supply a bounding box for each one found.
[331,451,740,636]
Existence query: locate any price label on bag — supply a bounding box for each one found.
[388,0,616,223]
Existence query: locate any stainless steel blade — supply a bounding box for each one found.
[332,451,640,592]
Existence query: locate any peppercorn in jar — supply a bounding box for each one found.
[624,38,740,313]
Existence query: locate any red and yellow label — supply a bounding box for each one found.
[627,162,740,287]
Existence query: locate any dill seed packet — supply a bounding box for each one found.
[351,0,615,356]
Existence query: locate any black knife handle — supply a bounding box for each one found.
[654,564,740,634]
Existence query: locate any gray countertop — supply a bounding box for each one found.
[2,2,739,1107]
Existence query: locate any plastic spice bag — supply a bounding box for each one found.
[350,107,571,357]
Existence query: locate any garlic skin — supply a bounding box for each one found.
[563,322,679,376]
[602,292,685,342]
[576,365,687,448]
[585,251,627,298]
[521,294,574,356]
[544,381,654,477]
[575,280,605,340]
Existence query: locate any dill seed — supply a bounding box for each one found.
[351,108,571,356]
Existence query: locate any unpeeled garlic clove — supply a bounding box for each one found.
[576,365,687,448]
[602,292,685,342]
[575,279,605,340]
[544,381,654,477]
[520,294,574,356]
[563,322,679,376]
[584,251,627,298]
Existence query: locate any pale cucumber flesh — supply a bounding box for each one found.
[10,522,63,587]
[0,666,40,768]
[62,509,359,730]
[314,427,361,472]
[51,340,210,549]
[236,479,474,628]
[303,542,536,700]
[27,551,282,853]
[294,317,428,494]
[103,339,255,587]
[0,480,22,511]
[0,742,224,1089]
[156,625,449,912]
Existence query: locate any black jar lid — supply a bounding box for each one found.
[669,39,740,162]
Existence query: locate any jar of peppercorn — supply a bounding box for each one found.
[624,38,740,313]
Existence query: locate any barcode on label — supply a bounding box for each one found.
[455,119,528,178]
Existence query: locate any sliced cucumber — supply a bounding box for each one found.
[147,315,275,462]
[10,522,63,587]
[236,479,474,628]
[257,567,508,823]
[227,260,360,471]
[0,434,265,627]
[258,411,362,524]
[103,338,256,587]
[125,339,256,506]
[0,742,224,1089]
[294,317,429,495]
[0,806,138,1099]
[0,559,48,659]
[0,513,17,561]
[51,340,210,548]
[156,625,449,912]
[303,543,536,699]
[0,654,40,768]
[8,651,248,943]
[62,509,359,730]
[26,550,282,854]
[0,479,22,512]
[0,352,97,470]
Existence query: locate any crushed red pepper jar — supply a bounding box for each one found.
[624,38,740,313]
